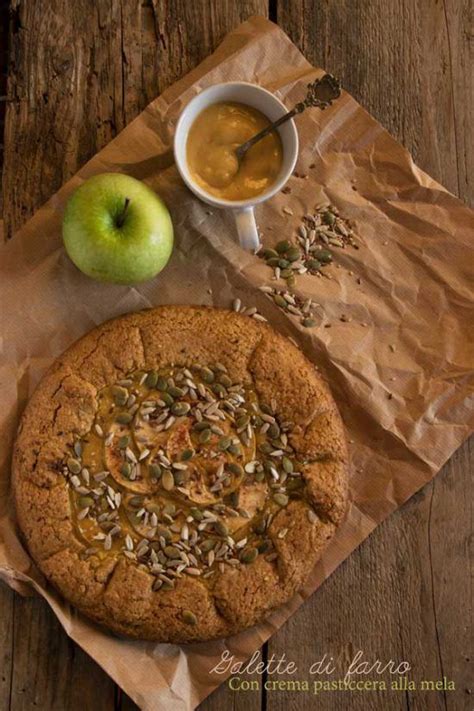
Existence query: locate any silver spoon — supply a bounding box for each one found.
[234,74,342,164]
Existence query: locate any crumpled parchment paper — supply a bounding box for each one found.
[0,16,472,711]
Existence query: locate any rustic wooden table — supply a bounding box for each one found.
[0,2,471,710]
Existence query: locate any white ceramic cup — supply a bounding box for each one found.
[173,82,299,251]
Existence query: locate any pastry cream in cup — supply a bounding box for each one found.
[174,82,299,251]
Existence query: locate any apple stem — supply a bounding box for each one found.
[116,198,130,228]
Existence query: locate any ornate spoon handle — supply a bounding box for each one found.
[235,73,341,163]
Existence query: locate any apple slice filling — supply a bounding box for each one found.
[66,364,312,584]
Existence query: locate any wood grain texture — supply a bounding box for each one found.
[0,585,14,707]
[262,2,472,710]
[0,1,472,710]
[264,441,473,711]
[277,0,473,205]
[2,0,267,240]
[7,595,116,711]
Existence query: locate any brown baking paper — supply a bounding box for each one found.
[0,16,473,711]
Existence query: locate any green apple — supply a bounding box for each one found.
[62,173,174,284]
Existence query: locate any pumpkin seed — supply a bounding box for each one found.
[273,294,287,309]
[156,376,168,391]
[235,415,250,429]
[149,463,162,479]
[67,458,82,475]
[253,519,266,535]
[214,521,229,536]
[116,412,133,425]
[164,545,181,558]
[182,610,197,626]
[228,444,241,456]
[78,496,94,509]
[257,540,272,554]
[181,448,193,461]
[212,383,227,397]
[145,371,158,388]
[303,318,317,328]
[318,249,333,264]
[268,423,280,439]
[199,429,212,444]
[147,502,160,515]
[286,478,304,491]
[273,493,289,507]
[171,401,191,416]
[228,491,239,508]
[190,507,204,521]
[193,421,211,432]
[240,547,258,564]
[282,457,293,473]
[120,462,132,478]
[276,239,291,253]
[278,258,290,269]
[286,247,301,262]
[200,367,215,383]
[157,526,172,541]
[168,386,185,398]
[323,210,335,226]
[218,436,232,451]
[306,258,321,270]
[118,435,130,449]
[266,257,281,267]
[263,248,279,259]
[173,470,186,486]
[227,462,243,477]
[111,385,128,405]
[161,392,174,406]
[200,538,215,552]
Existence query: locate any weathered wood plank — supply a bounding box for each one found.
[2,0,268,240]
[263,440,472,710]
[0,585,14,708]
[265,2,473,708]
[7,595,116,711]
[277,0,473,205]
[1,3,268,710]
[1,2,471,711]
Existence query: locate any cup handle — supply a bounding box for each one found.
[234,207,260,252]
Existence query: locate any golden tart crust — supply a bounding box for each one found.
[13,306,348,642]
